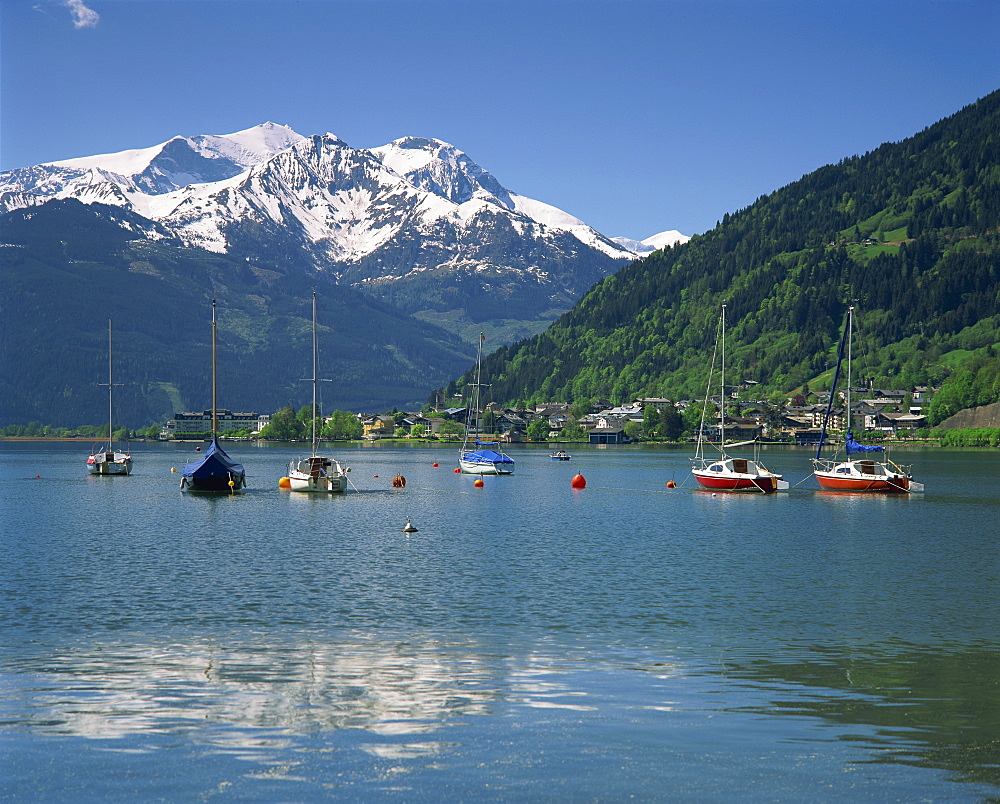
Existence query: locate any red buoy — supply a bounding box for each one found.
[432,462,439,467]
[454,467,461,473]
[473,478,484,488]
[666,480,677,488]
[571,473,586,489]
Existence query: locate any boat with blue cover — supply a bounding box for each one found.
[180,300,246,493]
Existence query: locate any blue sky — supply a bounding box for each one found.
[2,0,998,239]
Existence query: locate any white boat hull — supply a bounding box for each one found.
[459,459,514,475]
[288,456,349,493]
[87,452,132,476]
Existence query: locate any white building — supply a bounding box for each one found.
[163,409,269,438]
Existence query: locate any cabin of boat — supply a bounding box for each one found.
[812,457,919,492]
[691,456,789,493]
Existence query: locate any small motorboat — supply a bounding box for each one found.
[550,450,572,461]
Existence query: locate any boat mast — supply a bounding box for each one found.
[846,305,853,434]
[107,318,113,444]
[815,306,851,459]
[720,302,726,450]
[473,333,484,439]
[312,291,318,455]
[211,299,218,437]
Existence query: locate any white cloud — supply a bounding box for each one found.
[64,0,100,28]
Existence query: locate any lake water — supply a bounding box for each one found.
[2,440,999,800]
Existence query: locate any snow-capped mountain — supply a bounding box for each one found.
[49,122,304,194]
[612,230,691,254]
[0,123,650,343]
[0,125,632,260]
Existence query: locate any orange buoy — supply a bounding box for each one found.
[571,473,586,489]
[278,476,291,489]
[666,480,677,488]
[473,478,484,488]
[454,467,461,473]
[373,474,378,478]
[432,462,439,467]
[392,474,406,488]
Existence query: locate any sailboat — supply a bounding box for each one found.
[459,334,514,475]
[286,292,350,493]
[180,300,246,493]
[812,306,924,493]
[87,319,133,476]
[690,303,788,493]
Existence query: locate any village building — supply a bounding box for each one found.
[163,409,269,438]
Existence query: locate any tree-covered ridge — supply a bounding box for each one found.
[0,199,476,428]
[442,90,1000,407]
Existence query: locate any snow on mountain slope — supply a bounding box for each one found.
[371,137,633,259]
[187,122,305,167]
[0,123,644,268]
[25,123,305,197]
[612,229,690,254]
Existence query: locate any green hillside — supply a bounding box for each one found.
[439,90,1000,408]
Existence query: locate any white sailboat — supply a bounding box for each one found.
[287,292,350,493]
[459,334,514,475]
[812,306,924,493]
[690,303,787,493]
[87,319,133,476]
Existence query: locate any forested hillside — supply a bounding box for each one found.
[0,200,475,428]
[439,90,1000,407]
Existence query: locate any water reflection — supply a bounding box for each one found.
[4,638,496,748]
[3,634,1000,797]
[719,642,1000,789]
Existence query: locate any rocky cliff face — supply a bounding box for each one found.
[939,402,1000,429]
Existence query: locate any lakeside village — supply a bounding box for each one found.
[16,379,1000,446]
[148,380,942,446]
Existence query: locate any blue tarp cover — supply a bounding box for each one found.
[463,449,514,465]
[845,431,884,455]
[182,436,246,478]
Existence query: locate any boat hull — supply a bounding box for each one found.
[459,459,514,475]
[814,471,912,493]
[87,453,132,475]
[290,472,348,493]
[288,474,349,492]
[812,458,921,493]
[690,456,788,493]
[180,476,245,492]
[692,471,786,493]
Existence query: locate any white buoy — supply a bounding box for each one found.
[401,518,418,533]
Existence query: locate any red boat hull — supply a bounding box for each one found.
[692,472,779,493]
[814,473,910,493]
